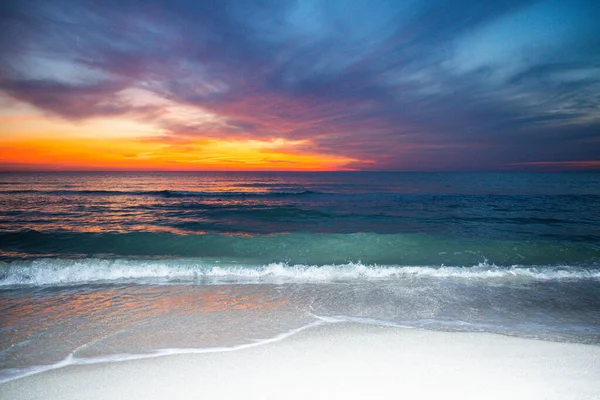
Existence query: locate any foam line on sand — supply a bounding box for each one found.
[1,323,599,400]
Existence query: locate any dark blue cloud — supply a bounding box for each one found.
[0,0,599,170]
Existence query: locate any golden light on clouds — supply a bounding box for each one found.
[0,93,358,171]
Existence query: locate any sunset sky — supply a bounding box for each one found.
[0,0,599,171]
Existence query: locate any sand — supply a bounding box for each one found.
[1,323,599,400]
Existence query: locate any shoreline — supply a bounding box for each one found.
[2,323,599,400]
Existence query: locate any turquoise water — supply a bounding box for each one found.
[0,172,599,381]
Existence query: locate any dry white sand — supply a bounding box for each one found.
[1,323,599,400]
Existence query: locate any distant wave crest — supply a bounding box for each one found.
[0,189,319,197]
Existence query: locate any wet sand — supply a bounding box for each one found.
[2,323,599,400]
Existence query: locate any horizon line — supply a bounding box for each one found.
[1,169,599,173]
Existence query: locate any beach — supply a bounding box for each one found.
[2,323,599,400]
[2,0,599,393]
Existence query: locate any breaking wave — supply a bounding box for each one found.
[2,259,599,287]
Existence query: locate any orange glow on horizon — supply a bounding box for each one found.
[0,135,358,171]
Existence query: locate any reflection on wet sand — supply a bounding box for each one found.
[0,284,302,370]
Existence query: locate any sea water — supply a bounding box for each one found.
[1,172,599,382]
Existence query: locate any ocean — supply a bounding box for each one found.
[1,171,599,384]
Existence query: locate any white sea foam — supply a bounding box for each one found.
[1,258,599,287]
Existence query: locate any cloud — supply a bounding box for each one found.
[0,0,599,170]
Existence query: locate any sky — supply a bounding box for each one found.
[0,0,599,171]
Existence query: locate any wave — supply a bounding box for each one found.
[1,259,599,287]
[0,189,319,197]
